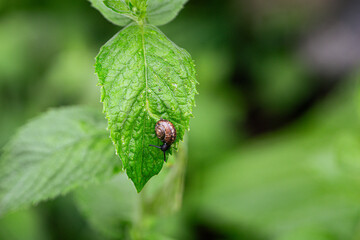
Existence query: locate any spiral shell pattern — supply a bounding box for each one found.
[155,120,176,145]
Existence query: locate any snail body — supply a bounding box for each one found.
[149,119,176,162]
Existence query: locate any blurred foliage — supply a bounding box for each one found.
[1,0,360,239]
[73,148,187,240]
[0,209,50,240]
[187,79,360,239]
[74,174,139,239]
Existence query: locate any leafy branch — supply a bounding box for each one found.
[0,0,196,217]
[94,0,197,191]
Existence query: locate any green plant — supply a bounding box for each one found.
[0,0,197,235]
[95,0,197,192]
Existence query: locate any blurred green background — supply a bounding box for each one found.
[1,0,360,239]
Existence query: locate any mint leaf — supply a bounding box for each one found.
[91,0,187,26]
[88,0,131,26]
[104,0,147,24]
[0,106,120,216]
[96,23,197,192]
[146,0,187,26]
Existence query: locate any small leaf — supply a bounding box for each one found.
[104,0,147,24]
[0,106,121,216]
[88,0,131,26]
[146,0,188,26]
[96,23,197,192]
[90,0,188,26]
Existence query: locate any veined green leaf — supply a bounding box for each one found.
[96,23,197,192]
[146,0,187,26]
[90,0,188,26]
[88,0,131,26]
[104,0,147,24]
[0,107,121,216]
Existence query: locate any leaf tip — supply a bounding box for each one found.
[131,178,146,193]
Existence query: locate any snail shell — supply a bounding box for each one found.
[150,119,177,162]
[155,119,176,145]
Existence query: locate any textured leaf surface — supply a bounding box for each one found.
[146,0,187,26]
[0,107,120,216]
[96,23,197,192]
[88,0,131,26]
[104,0,147,23]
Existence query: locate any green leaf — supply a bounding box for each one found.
[90,0,187,26]
[0,106,121,216]
[88,0,131,26]
[146,0,187,26]
[104,0,147,24]
[96,23,197,192]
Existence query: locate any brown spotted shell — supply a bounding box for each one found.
[155,120,176,145]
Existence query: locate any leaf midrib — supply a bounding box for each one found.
[140,24,148,187]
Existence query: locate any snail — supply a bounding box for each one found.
[149,119,177,162]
